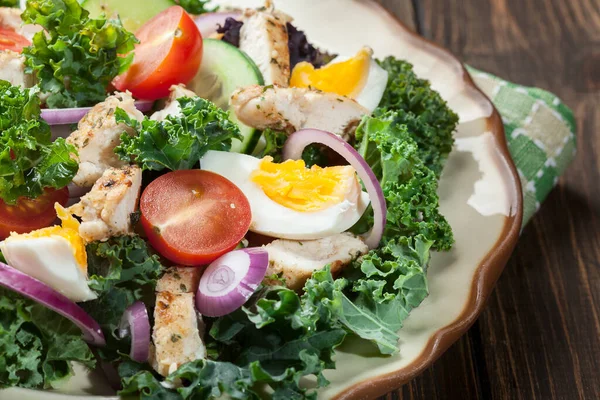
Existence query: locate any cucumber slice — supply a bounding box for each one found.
[188,39,264,154]
[81,0,172,32]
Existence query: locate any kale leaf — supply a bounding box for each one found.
[353,113,454,250]
[82,235,165,361]
[173,0,216,15]
[376,57,458,176]
[120,272,347,399]
[257,129,327,167]
[0,0,18,7]
[256,128,287,162]
[21,0,137,108]
[0,81,78,204]
[115,97,242,171]
[0,287,95,389]
[341,236,433,353]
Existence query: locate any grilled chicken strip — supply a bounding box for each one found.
[239,3,291,87]
[264,232,368,290]
[67,92,144,187]
[150,84,198,121]
[69,166,142,243]
[0,51,33,87]
[152,267,206,377]
[156,266,203,294]
[230,85,369,138]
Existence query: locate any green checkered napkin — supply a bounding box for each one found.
[467,68,577,225]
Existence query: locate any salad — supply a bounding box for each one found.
[0,0,459,398]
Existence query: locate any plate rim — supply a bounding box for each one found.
[332,3,524,399]
[3,2,524,398]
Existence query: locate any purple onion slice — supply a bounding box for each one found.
[196,247,268,317]
[282,128,387,249]
[0,262,105,346]
[118,301,151,363]
[41,100,154,125]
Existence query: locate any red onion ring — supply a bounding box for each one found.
[118,301,151,363]
[194,11,241,38]
[282,129,387,249]
[196,247,268,317]
[0,262,105,346]
[41,100,154,125]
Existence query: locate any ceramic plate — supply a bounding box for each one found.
[4,0,523,399]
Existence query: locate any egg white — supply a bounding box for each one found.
[200,151,370,240]
[0,236,97,302]
[329,53,389,113]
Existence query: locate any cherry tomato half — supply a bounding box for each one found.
[112,6,203,100]
[0,28,30,52]
[0,187,69,240]
[140,170,251,266]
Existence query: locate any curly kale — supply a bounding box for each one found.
[353,112,454,251]
[257,128,288,162]
[376,57,458,176]
[21,0,137,108]
[0,81,78,204]
[82,235,165,362]
[119,271,347,399]
[173,0,216,15]
[0,288,95,389]
[115,97,242,171]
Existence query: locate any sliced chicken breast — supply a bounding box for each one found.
[152,267,205,377]
[156,266,203,294]
[0,51,33,87]
[67,92,144,187]
[69,165,142,243]
[264,232,369,290]
[239,3,291,87]
[150,84,197,121]
[0,7,21,30]
[230,85,369,138]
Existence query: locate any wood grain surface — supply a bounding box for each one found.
[377,0,600,399]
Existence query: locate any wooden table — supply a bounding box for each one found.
[378,1,600,399]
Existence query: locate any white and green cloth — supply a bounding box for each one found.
[468,68,577,225]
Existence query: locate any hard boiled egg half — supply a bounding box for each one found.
[0,204,97,302]
[290,47,388,113]
[201,151,370,240]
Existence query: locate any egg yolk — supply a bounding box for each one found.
[251,157,359,212]
[290,48,371,97]
[11,204,87,273]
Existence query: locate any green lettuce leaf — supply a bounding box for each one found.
[0,0,18,6]
[82,235,165,361]
[0,81,78,204]
[115,97,242,171]
[376,57,458,176]
[0,288,95,389]
[21,0,137,108]
[354,113,453,250]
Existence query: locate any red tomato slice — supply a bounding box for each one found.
[0,187,69,240]
[0,28,30,53]
[112,6,203,101]
[140,170,251,266]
